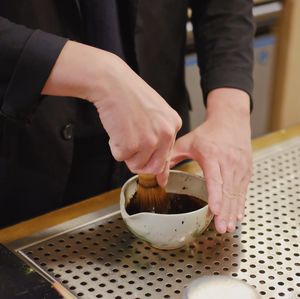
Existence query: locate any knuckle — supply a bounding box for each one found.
[109,142,124,161]
[248,167,253,177]
[126,160,142,173]
[112,141,140,162]
[243,161,253,179]
[125,141,139,154]
[175,114,182,131]
[146,135,158,149]
[225,148,239,165]
[144,160,165,175]
[112,152,124,162]
[202,142,219,158]
[246,168,253,180]
[161,125,174,140]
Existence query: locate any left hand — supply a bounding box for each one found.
[168,88,252,233]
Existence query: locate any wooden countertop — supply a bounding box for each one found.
[1,124,300,244]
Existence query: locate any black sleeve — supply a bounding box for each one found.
[189,0,255,106]
[0,17,67,122]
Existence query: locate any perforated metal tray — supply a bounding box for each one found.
[15,137,300,299]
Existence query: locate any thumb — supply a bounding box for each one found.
[170,133,193,168]
[156,159,170,188]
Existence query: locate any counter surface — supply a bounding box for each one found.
[1,124,300,244]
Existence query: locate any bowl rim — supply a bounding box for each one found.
[120,170,209,218]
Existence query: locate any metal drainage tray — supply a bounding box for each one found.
[15,137,300,299]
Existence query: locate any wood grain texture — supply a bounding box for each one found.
[0,189,120,244]
[271,0,300,129]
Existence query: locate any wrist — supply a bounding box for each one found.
[206,88,250,119]
[85,49,126,105]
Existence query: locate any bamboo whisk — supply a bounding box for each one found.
[135,174,168,213]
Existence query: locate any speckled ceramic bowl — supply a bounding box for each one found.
[120,170,213,250]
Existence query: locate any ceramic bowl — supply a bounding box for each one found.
[183,276,260,299]
[120,170,213,250]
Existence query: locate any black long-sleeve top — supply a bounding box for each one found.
[0,0,254,226]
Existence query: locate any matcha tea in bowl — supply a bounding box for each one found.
[120,170,213,250]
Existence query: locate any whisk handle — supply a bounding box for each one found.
[138,174,158,188]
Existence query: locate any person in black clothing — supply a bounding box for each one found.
[0,1,254,233]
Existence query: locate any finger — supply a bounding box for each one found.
[109,139,137,162]
[215,164,234,233]
[125,149,154,173]
[156,159,170,188]
[138,138,173,175]
[230,154,252,224]
[200,159,223,215]
[237,173,251,221]
[227,154,244,232]
[226,185,239,232]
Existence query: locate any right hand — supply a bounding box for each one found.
[42,41,182,186]
[91,54,182,185]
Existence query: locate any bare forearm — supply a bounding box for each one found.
[41,40,121,102]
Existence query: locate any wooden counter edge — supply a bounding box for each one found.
[1,124,300,244]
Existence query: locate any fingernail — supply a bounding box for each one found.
[218,220,227,233]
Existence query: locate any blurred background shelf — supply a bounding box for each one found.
[185,0,300,137]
